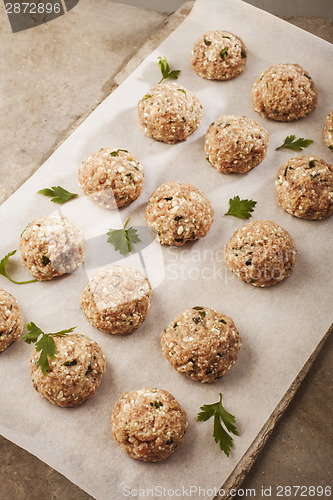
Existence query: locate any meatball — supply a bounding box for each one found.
[323,110,333,150]
[111,387,187,462]
[145,181,214,246]
[0,288,24,353]
[191,30,247,80]
[275,156,333,220]
[225,220,297,287]
[205,115,268,173]
[251,63,318,121]
[80,266,152,334]
[19,215,85,281]
[30,333,106,407]
[161,306,241,383]
[79,148,144,209]
[137,82,202,144]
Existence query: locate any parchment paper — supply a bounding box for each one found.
[1,0,332,498]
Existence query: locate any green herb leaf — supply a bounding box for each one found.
[225,196,256,219]
[158,56,180,84]
[22,323,77,375]
[220,48,228,60]
[197,393,238,456]
[0,250,37,285]
[276,135,313,151]
[107,217,141,256]
[41,256,50,266]
[63,359,78,367]
[38,186,78,204]
[110,149,128,157]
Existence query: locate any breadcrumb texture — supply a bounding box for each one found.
[30,333,106,407]
[225,220,297,287]
[161,306,241,383]
[111,387,187,462]
[145,181,214,246]
[0,288,24,353]
[205,115,268,173]
[80,266,152,334]
[19,215,85,281]
[79,148,144,209]
[251,63,318,121]
[323,110,333,150]
[275,156,333,220]
[137,82,202,144]
[191,30,247,80]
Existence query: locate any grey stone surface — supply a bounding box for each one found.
[0,0,166,205]
[0,1,332,499]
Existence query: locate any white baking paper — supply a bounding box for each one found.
[1,0,332,499]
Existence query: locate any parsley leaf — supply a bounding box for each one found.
[0,250,37,284]
[225,196,256,219]
[110,149,128,157]
[220,47,228,59]
[38,186,78,204]
[276,135,313,151]
[107,217,141,256]
[158,56,180,84]
[197,393,238,456]
[22,322,76,375]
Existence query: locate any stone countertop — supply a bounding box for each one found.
[0,1,332,498]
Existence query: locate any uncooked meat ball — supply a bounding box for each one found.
[191,30,247,80]
[145,181,214,246]
[80,266,152,334]
[225,220,297,287]
[275,156,333,220]
[323,110,333,150]
[111,387,187,462]
[79,148,144,209]
[251,63,318,121]
[0,288,24,353]
[205,115,268,173]
[19,215,85,281]
[30,333,106,407]
[137,82,202,144]
[161,306,241,383]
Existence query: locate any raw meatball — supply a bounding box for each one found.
[19,215,85,281]
[191,30,247,80]
[80,266,152,334]
[251,63,318,121]
[0,288,24,353]
[225,220,297,287]
[30,333,106,407]
[79,148,144,209]
[205,115,268,173]
[323,110,333,149]
[161,306,241,383]
[137,82,202,144]
[275,156,333,220]
[111,387,187,462]
[145,181,214,246]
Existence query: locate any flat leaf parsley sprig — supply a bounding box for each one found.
[276,135,313,152]
[0,250,37,284]
[107,217,141,256]
[22,322,77,375]
[197,393,238,456]
[225,196,257,219]
[158,56,180,84]
[38,185,78,204]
